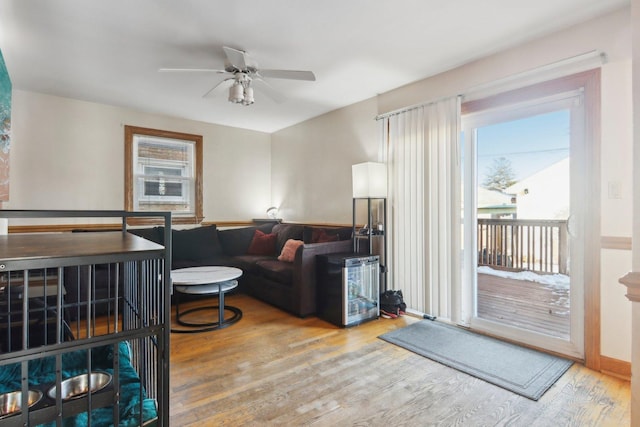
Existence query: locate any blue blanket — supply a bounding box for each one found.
[0,342,157,426]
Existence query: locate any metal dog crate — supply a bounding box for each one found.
[0,210,171,427]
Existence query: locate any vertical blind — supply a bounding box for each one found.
[379,96,461,319]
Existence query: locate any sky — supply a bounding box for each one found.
[475,109,570,183]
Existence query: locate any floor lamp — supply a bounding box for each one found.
[352,161,387,291]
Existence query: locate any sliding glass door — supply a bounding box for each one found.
[461,89,587,359]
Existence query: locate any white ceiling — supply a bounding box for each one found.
[0,0,628,133]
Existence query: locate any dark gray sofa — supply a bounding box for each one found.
[65,222,352,318]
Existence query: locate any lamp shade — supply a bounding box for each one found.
[352,162,387,198]
[228,83,244,103]
[243,86,254,105]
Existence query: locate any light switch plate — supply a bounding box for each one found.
[607,181,622,199]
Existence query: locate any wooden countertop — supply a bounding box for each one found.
[0,231,165,271]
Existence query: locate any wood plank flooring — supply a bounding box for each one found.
[169,294,630,426]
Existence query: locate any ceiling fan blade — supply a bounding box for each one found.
[202,77,234,98]
[159,67,229,74]
[252,78,286,103]
[223,46,248,71]
[258,69,316,81]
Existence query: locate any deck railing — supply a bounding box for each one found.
[477,218,569,275]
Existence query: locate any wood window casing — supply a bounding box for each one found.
[125,125,203,225]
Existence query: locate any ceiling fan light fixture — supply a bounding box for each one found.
[163,46,315,106]
[228,82,244,103]
[243,86,254,106]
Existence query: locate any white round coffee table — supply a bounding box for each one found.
[171,266,243,333]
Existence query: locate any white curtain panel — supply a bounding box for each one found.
[381,97,461,318]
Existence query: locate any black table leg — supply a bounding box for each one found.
[171,282,242,333]
[217,282,224,326]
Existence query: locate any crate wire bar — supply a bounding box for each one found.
[0,210,171,427]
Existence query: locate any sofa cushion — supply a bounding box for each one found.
[218,226,257,256]
[277,239,304,262]
[303,226,352,243]
[312,229,338,243]
[218,223,274,256]
[255,259,294,286]
[172,255,236,270]
[232,255,274,274]
[247,229,277,256]
[172,225,223,266]
[272,224,304,253]
[128,226,164,244]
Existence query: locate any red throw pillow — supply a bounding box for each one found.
[312,229,339,243]
[278,239,304,262]
[247,229,277,255]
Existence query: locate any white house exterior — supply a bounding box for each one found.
[507,157,570,220]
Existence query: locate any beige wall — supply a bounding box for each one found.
[271,97,379,224]
[7,90,272,224]
[377,7,630,114]
[600,59,634,362]
[271,7,633,361]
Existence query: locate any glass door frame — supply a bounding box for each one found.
[458,69,601,365]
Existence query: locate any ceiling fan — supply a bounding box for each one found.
[159,46,316,106]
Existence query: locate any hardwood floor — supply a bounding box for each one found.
[169,294,630,426]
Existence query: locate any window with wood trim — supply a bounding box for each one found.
[125,126,203,224]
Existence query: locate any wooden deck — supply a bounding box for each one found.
[477,272,570,339]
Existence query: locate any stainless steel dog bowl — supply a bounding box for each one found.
[47,372,112,401]
[0,390,43,418]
